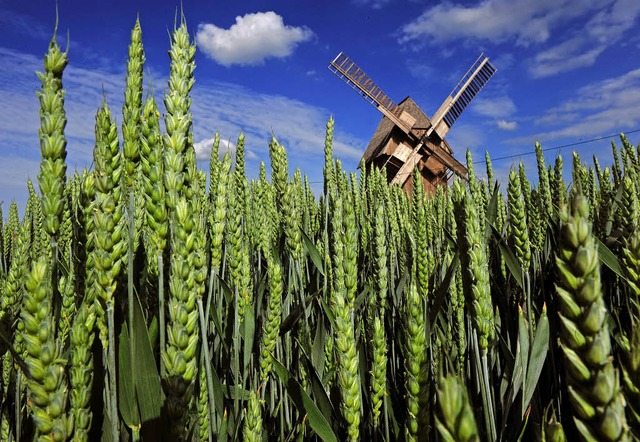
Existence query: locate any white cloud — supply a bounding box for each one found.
[0,156,41,214]
[530,0,640,77]
[0,47,125,161]
[493,53,516,71]
[561,69,640,112]
[405,59,435,81]
[471,96,516,118]
[196,12,314,67]
[189,80,365,169]
[0,9,51,41]
[530,40,605,78]
[399,0,640,77]
[0,45,366,209]
[193,137,237,161]
[587,0,640,44]
[496,120,518,130]
[399,0,597,46]
[444,123,485,155]
[511,68,640,143]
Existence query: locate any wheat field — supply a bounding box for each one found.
[0,15,638,442]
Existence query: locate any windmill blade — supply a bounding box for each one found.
[429,54,497,140]
[328,52,413,133]
[389,54,495,186]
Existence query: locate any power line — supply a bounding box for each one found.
[304,128,640,183]
[474,128,640,164]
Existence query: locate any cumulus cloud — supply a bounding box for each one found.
[193,137,237,161]
[196,12,314,67]
[497,120,518,130]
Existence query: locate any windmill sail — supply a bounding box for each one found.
[429,54,497,140]
[389,54,495,185]
[329,52,413,133]
[328,50,495,192]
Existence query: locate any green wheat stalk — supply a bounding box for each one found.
[435,375,479,442]
[162,197,203,440]
[37,30,68,244]
[21,259,71,441]
[330,195,361,441]
[556,193,628,441]
[69,301,95,441]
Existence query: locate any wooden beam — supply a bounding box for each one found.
[390,139,467,186]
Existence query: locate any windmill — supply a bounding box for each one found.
[328,52,496,194]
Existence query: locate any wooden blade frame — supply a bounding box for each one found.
[329,51,495,188]
[389,138,468,185]
[391,54,496,186]
[329,52,413,134]
[430,54,497,140]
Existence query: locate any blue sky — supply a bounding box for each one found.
[1,0,640,213]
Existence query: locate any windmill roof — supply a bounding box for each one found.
[360,96,453,165]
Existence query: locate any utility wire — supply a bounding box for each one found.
[473,128,640,164]
[304,128,640,183]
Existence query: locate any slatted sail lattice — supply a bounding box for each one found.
[329,52,412,133]
[328,50,496,192]
[430,54,497,140]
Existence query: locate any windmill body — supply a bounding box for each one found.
[329,52,496,194]
[361,96,455,195]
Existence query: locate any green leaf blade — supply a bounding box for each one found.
[272,358,338,442]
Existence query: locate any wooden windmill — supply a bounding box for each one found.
[328,52,496,194]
